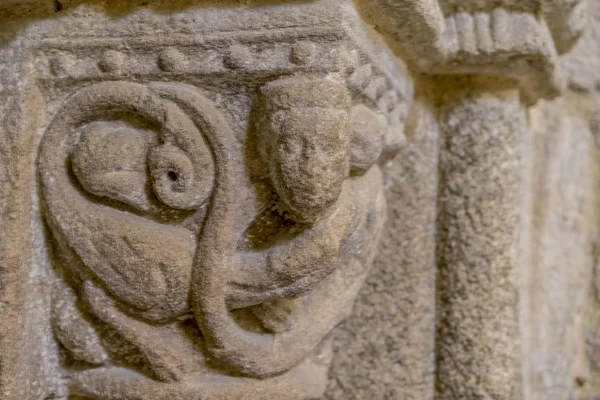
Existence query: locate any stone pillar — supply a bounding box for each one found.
[435,78,525,399]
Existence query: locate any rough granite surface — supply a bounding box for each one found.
[1,0,600,399]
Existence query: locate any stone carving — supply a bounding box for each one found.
[3,0,599,399]
[362,0,588,103]
[37,77,391,398]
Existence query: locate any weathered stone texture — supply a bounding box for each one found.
[525,92,598,400]
[325,99,438,400]
[436,83,524,400]
[1,0,600,399]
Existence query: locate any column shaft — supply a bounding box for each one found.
[435,83,524,399]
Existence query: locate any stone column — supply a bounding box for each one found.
[435,78,525,399]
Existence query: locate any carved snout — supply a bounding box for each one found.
[71,122,153,211]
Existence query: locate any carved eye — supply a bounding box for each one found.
[148,143,213,210]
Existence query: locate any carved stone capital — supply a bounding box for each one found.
[0,1,597,399]
[0,2,414,399]
[364,0,587,103]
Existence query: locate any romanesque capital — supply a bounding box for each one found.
[0,1,596,399]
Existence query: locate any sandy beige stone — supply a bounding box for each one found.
[1,1,600,399]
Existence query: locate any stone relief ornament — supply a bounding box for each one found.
[3,0,597,399]
[37,74,397,398]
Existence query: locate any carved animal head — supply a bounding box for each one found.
[39,82,216,322]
